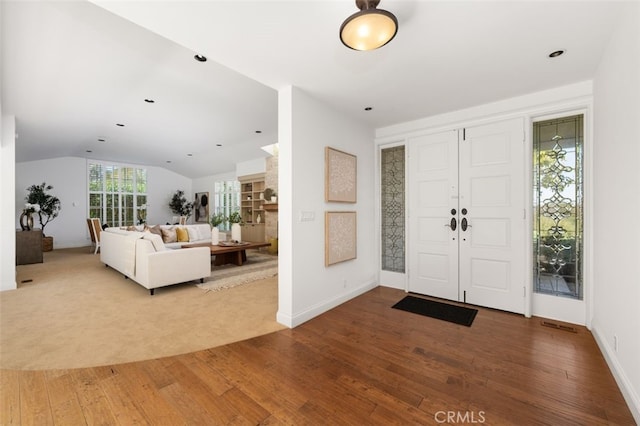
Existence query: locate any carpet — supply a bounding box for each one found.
[198,251,278,292]
[392,295,478,327]
[6,247,284,370]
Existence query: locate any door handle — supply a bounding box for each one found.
[461,217,471,231]
[445,217,457,231]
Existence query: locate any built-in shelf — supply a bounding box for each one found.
[263,203,278,212]
[239,173,267,241]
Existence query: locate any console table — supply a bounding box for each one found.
[16,229,43,265]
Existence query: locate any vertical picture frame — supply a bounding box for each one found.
[325,147,357,203]
[325,211,357,266]
[194,192,209,223]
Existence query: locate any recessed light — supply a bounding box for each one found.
[255,130,262,134]
[116,123,125,127]
[166,160,172,163]
[364,107,373,111]
[187,153,193,157]
[144,99,155,103]
[86,150,92,153]
[98,138,105,142]
[549,50,565,58]
[194,54,207,62]
[216,143,223,147]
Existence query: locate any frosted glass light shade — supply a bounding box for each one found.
[340,7,398,51]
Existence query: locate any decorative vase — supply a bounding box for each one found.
[211,227,220,245]
[20,212,34,231]
[271,196,277,203]
[231,223,242,242]
[256,214,261,224]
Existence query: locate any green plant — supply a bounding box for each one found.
[168,190,193,219]
[228,211,242,224]
[209,212,227,228]
[25,182,61,236]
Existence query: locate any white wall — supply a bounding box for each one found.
[1,115,17,291]
[15,157,192,248]
[592,3,640,422]
[277,86,377,327]
[236,158,266,177]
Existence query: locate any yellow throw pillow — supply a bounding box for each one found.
[176,227,189,242]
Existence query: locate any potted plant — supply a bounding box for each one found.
[228,210,243,241]
[169,190,193,221]
[209,212,227,245]
[25,182,61,251]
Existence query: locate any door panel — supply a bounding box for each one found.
[408,131,459,300]
[459,119,525,313]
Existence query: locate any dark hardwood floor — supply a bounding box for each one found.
[1,286,634,425]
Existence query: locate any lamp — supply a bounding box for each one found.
[340,0,398,51]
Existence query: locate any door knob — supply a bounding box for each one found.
[445,217,457,231]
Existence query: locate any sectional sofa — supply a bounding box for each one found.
[100,224,213,295]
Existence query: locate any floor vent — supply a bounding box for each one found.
[541,320,578,333]
[20,279,33,283]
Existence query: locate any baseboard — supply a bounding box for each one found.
[592,326,640,423]
[279,280,378,328]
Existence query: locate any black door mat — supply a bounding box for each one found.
[392,295,478,327]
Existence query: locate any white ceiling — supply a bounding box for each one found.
[2,1,629,178]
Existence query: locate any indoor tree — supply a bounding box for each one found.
[25,182,61,236]
[169,189,193,219]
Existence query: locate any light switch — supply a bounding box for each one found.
[299,211,315,222]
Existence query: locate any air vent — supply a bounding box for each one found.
[541,320,577,333]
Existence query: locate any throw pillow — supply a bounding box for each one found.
[161,227,177,243]
[176,227,189,242]
[145,224,163,237]
[187,226,199,242]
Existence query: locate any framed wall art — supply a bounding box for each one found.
[194,192,209,223]
[325,211,357,266]
[325,147,357,203]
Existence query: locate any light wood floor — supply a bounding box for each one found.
[1,286,634,425]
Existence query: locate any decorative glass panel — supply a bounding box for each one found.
[381,146,405,272]
[533,115,583,299]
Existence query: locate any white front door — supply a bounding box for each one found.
[408,130,459,300]
[408,118,526,314]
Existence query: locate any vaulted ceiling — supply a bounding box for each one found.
[1,1,627,178]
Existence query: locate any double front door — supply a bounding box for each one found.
[408,118,526,314]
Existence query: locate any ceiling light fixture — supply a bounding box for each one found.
[194,54,207,62]
[549,50,565,58]
[340,0,398,51]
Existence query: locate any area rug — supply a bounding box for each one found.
[392,295,478,327]
[197,251,278,292]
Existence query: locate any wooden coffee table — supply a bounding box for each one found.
[181,241,271,266]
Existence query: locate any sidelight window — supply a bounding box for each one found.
[533,115,584,299]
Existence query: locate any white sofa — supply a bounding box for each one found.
[100,227,211,295]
